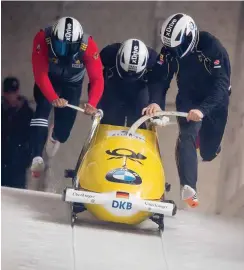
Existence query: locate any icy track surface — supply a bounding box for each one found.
[2,187,244,270]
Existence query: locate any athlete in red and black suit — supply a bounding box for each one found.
[30,16,104,178]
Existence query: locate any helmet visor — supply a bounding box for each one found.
[52,38,81,57]
[166,32,194,58]
[116,65,146,82]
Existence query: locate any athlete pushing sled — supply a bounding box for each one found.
[30,16,104,179]
[143,13,231,208]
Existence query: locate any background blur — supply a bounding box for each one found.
[1,1,244,217]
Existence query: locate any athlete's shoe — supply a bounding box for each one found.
[31,156,45,178]
[181,185,199,208]
[45,126,60,158]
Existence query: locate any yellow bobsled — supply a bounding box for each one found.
[63,108,188,230]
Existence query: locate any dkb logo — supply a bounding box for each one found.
[112,200,132,210]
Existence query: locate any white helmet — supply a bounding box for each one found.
[116,38,149,81]
[51,16,84,57]
[160,13,198,58]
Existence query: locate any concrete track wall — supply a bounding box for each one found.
[1,1,244,216]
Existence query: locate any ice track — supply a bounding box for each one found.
[2,187,244,270]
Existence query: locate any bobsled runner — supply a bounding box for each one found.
[62,105,188,231]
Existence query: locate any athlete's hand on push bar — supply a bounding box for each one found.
[52,98,68,108]
[142,103,162,116]
[187,109,203,122]
[84,103,98,115]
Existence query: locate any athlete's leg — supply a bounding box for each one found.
[52,81,83,143]
[30,84,52,156]
[199,106,228,161]
[175,117,202,189]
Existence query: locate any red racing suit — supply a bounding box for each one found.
[32,29,104,107]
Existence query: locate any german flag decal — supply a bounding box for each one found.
[116,191,129,199]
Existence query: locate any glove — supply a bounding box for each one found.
[150,116,170,127]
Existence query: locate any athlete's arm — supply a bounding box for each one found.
[198,43,231,116]
[83,37,104,107]
[148,48,175,109]
[32,30,58,102]
[100,45,111,67]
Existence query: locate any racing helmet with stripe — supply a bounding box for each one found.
[160,13,198,58]
[116,38,149,82]
[51,16,83,57]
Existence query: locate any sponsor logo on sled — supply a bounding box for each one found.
[107,130,145,142]
[72,191,95,199]
[104,199,137,216]
[112,200,132,210]
[105,168,142,185]
[106,148,147,165]
[145,201,168,210]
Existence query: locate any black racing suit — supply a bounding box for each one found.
[149,31,231,189]
[98,43,158,127]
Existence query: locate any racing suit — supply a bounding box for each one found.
[98,43,158,127]
[149,31,231,189]
[30,27,104,157]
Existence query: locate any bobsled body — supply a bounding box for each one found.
[75,124,166,224]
